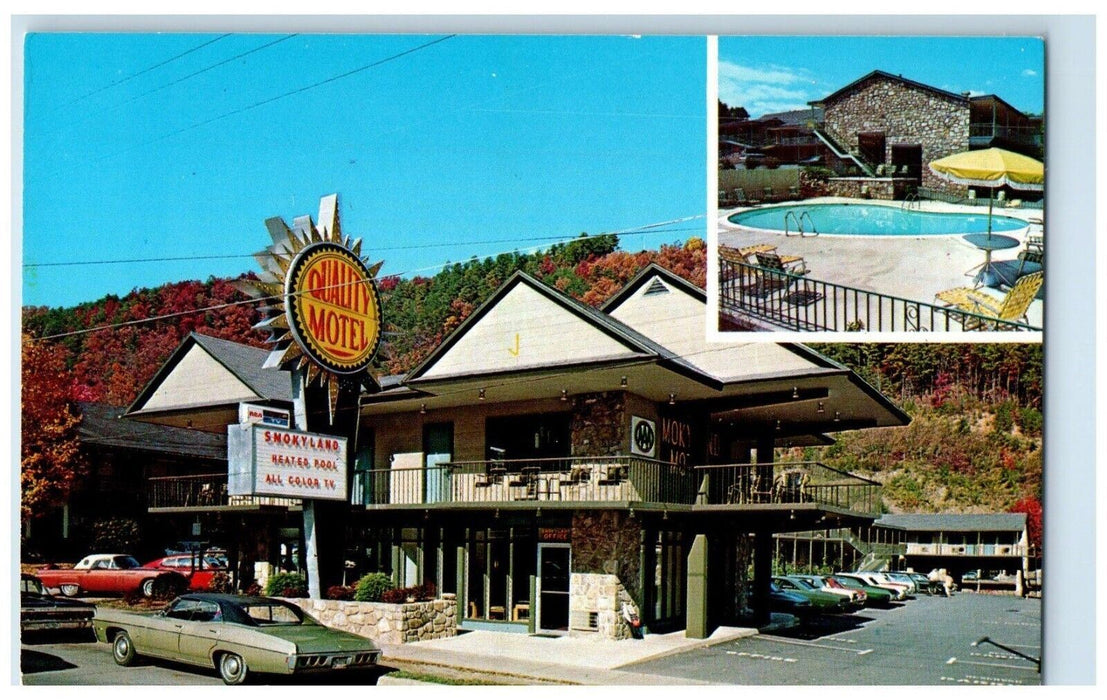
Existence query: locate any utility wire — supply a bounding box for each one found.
[26,213,706,343]
[69,35,456,172]
[64,34,233,107]
[23,216,704,269]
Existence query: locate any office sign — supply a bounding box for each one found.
[630,416,657,457]
[228,423,347,501]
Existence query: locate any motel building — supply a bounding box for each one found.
[126,263,909,640]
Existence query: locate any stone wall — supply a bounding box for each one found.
[288,594,458,645]
[570,391,627,456]
[825,178,897,200]
[569,511,641,640]
[823,76,970,190]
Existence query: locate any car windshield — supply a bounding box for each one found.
[114,556,142,569]
[242,602,304,625]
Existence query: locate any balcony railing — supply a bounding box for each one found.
[719,259,1041,332]
[692,461,883,514]
[356,456,698,507]
[147,473,301,510]
[969,123,1042,146]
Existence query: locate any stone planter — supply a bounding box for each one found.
[285,593,457,645]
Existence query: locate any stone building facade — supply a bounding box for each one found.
[815,71,972,192]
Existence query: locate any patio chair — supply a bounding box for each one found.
[934,271,1043,330]
[743,250,810,299]
[1015,234,1044,279]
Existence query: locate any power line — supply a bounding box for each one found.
[23,217,704,269]
[67,35,456,172]
[64,34,233,107]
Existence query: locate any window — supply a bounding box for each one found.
[485,413,570,463]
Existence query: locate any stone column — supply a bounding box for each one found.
[686,534,709,638]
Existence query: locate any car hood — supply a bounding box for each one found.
[258,625,381,654]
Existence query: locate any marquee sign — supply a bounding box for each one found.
[286,242,382,375]
[228,423,348,501]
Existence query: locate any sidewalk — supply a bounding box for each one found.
[378,625,763,685]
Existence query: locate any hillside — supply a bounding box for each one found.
[21,241,1040,526]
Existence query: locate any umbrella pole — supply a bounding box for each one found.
[987,188,994,240]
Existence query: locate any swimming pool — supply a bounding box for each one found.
[728,203,1027,236]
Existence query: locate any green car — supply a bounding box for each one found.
[829,573,895,607]
[771,576,851,614]
[93,593,381,684]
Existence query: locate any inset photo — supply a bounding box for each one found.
[716,37,1044,335]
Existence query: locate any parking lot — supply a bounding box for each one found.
[624,592,1041,685]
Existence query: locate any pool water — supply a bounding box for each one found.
[728,203,1027,236]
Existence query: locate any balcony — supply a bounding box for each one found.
[148,473,301,512]
[969,123,1042,148]
[355,457,881,515]
[720,259,1041,332]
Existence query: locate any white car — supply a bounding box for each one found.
[849,572,909,600]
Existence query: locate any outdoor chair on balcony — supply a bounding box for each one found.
[934,271,1043,330]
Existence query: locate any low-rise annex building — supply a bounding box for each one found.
[126,263,910,639]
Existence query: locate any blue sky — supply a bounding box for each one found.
[718,36,1044,119]
[21,34,706,307]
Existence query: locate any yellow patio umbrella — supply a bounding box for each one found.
[929,147,1044,237]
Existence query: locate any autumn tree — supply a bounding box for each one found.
[21,333,88,522]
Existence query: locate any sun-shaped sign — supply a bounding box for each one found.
[236,194,383,420]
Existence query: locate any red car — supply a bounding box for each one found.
[143,553,227,591]
[37,554,186,598]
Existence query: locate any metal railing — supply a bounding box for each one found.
[719,259,1041,332]
[692,461,883,514]
[969,123,1041,146]
[147,474,301,510]
[357,456,698,507]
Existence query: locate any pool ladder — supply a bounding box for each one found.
[901,191,922,210]
[784,210,818,237]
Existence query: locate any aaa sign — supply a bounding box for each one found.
[286,242,382,375]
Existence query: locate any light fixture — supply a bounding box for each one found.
[792,386,800,400]
[775,419,782,432]
[420,404,427,415]
[789,511,796,521]
[669,393,676,405]
[561,389,568,402]
[834,411,841,423]
[817,401,825,414]
[620,375,628,387]
[479,388,486,400]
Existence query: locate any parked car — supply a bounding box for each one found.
[847,572,909,600]
[881,571,920,595]
[93,593,382,684]
[144,554,228,591]
[829,574,895,607]
[20,574,97,636]
[766,581,814,617]
[904,571,935,594]
[771,576,852,614]
[37,554,188,598]
[857,571,915,598]
[793,574,866,610]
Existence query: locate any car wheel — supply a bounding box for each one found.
[218,652,249,685]
[141,578,156,597]
[112,631,137,666]
[59,584,79,597]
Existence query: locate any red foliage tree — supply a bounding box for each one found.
[21,334,88,522]
[1009,496,1043,551]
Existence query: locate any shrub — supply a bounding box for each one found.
[326,585,355,601]
[244,582,262,596]
[265,572,308,598]
[209,571,234,593]
[353,572,393,602]
[381,587,408,604]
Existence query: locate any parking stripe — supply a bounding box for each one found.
[752,635,874,655]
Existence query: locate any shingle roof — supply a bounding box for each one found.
[876,513,1027,532]
[190,334,291,401]
[79,402,227,460]
[813,70,968,107]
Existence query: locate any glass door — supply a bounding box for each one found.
[536,544,570,632]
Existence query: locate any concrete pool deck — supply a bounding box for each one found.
[717,197,1044,332]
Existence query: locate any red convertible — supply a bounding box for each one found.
[143,553,228,591]
[37,554,187,598]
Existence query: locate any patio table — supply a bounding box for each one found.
[963,233,1020,288]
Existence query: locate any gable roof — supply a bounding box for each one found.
[404,270,720,389]
[80,403,227,461]
[600,263,705,313]
[876,513,1027,532]
[812,70,969,108]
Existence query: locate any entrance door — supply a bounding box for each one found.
[423,423,453,503]
[536,544,570,632]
